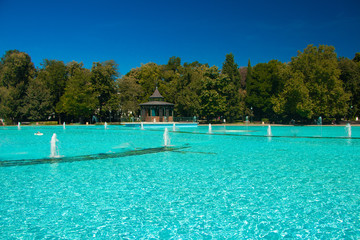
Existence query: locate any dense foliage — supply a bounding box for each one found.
[0,45,359,124]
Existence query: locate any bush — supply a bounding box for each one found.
[261,118,269,124]
[34,121,58,125]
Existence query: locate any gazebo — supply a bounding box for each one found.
[139,87,174,122]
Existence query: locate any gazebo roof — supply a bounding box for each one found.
[140,87,174,107]
[139,101,174,106]
[149,87,164,99]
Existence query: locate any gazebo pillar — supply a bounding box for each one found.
[165,108,170,121]
[159,107,163,122]
[141,108,146,121]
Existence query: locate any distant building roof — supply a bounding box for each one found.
[139,101,174,106]
[149,87,164,99]
[140,87,174,107]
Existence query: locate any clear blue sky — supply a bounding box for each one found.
[1,0,359,75]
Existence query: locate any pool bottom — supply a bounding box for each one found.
[0,126,359,238]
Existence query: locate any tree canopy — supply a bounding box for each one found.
[0,46,359,124]
[57,63,97,123]
[0,50,35,122]
[272,45,350,122]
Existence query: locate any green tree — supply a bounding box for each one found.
[57,63,97,123]
[165,56,181,73]
[222,53,242,88]
[160,57,182,104]
[244,60,253,118]
[273,45,350,122]
[36,59,68,122]
[291,45,349,119]
[221,53,243,122]
[127,63,162,102]
[91,60,119,120]
[0,50,35,122]
[0,86,11,122]
[353,53,360,63]
[239,67,247,88]
[116,75,142,116]
[174,62,205,117]
[200,66,226,122]
[272,71,313,120]
[246,60,286,121]
[338,57,360,119]
[20,78,53,121]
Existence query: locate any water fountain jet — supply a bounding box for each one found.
[163,128,170,146]
[141,122,144,130]
[317,116,322,125]
[318,116,323,137]
[345,123,352,138]
[245,116,249,132]
[173,123,176,131]
[63,122,66,129]
[18,122,21,130]
[208,124,212,134]
[267,125,272,137]
[50,133,59,158]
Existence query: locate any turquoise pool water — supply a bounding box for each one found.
[0,125,359,238]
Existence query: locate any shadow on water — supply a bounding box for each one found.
[149,129,360,139]
[0,146,190,168]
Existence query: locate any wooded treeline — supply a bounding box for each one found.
[0,45,359,124]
